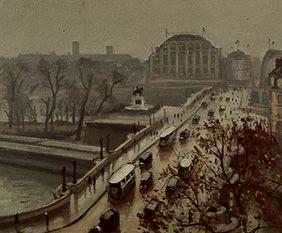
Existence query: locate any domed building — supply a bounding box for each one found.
[148,34,221,80]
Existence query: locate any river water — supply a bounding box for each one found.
[0,163,60,216]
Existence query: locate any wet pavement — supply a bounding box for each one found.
[3,88,267,233]
[53,88,269,233]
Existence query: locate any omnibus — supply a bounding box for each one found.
[108,163,135,200]
[158,126,176,147]
[219,105,226,113]
[178,154,197,180]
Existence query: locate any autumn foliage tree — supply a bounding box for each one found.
[139,118,281,233]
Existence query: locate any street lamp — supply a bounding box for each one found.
[61,166,67,192]
[99,137,104,159]
[106,134,110,153]
[133,123,136,134]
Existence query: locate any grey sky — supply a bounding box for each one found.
[0,0,281,59]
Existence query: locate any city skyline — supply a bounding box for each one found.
[0,0,281,59]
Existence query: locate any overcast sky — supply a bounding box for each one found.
[0,0,281,59]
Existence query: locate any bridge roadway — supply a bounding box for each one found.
[56,88,269,233]
[0,87,213,233]
[55,88,245,233]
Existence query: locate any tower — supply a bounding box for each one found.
[72,41,80,57]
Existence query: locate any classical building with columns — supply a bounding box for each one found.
[149,34,221,80]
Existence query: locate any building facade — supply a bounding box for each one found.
[226,50,251,81]
[261,49,282,87]
[149,34,221,80]
[268,58,282,140]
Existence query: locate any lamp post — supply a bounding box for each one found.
[133,123,136,134]
[61,166,67,192]
[106,134,110,153]
[72,161,77,184]
[99,137,104,159]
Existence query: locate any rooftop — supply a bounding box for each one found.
[228,49,248,59]
[160,126,176,138]
[108,163,135,184]
[164,34,211,44]
[180,157,193,168]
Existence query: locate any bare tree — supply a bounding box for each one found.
[75,58,122,141]
[65,81,81,125]
[37,59,67,132]
[0,62,29,130]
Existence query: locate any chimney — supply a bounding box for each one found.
[72,41,80,57]
[106,46,113,55]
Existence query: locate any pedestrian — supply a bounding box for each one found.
[188,210,193,223]
[93,177,96,189]
[14,213,20,233]
[87,176,92,185]
[45,212,50,232]
[101,168,104,178]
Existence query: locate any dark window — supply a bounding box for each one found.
[171,53,176,65]
[179,53,185,66]
[196,52,200,65]
[211,54,216,64]
[188,52,193,65]
[203,51,208,64]
[163,55,168,65]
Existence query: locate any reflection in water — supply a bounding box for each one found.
[0,163,60,216]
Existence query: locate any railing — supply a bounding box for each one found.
[0,193,70,225]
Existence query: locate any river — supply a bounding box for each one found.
[0,163,60,216]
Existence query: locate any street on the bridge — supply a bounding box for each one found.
[53,88,267,233]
